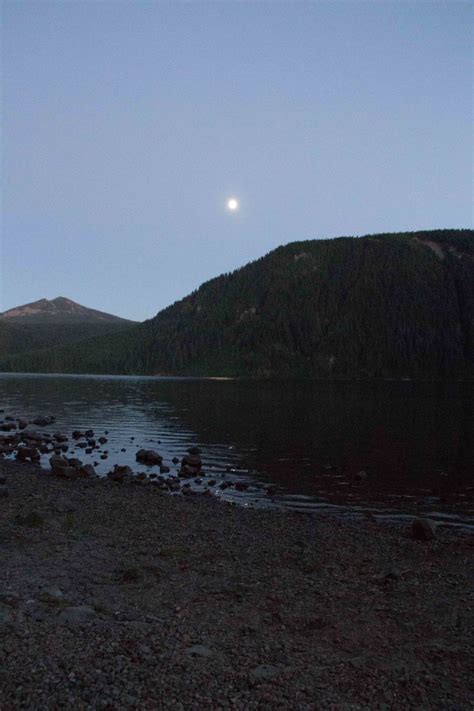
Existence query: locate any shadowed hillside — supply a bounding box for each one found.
[1,230,472,379]
[0,297,135,357]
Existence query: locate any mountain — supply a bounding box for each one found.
[1,230,473,379]
[0,297,136,357]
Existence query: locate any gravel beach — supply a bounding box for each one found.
[0,459,472,710]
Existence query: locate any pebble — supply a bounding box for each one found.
[185,645,214,658]
[251,664,280,681]
[58,606,97,624]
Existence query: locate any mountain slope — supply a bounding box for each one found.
[1,230,473,379]
[0,297,136,357]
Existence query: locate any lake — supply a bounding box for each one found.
[0,373,472,528]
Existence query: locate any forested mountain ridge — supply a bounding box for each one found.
[1,230,473,379]
[0,297,135,357]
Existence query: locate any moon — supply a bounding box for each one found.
[227,197,239,211]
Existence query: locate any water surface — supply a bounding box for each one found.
[1,374,472,528]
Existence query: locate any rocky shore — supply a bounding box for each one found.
[0,456,472,710]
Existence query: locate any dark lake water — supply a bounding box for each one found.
[1,374,473,528]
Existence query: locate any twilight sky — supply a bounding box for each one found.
[1,1,472,321]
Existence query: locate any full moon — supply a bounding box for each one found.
[227,198,239,211]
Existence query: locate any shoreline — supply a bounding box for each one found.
[1,458,472,708]
[1,370,474,382]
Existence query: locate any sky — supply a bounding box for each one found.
[1,1,472,321]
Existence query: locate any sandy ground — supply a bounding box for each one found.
[0,459,472,710]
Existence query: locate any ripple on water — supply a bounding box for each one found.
[0,373,473,531]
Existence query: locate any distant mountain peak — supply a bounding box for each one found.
[0,297,133,324]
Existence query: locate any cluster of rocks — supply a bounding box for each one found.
[0,413,441,540]
[0,414,265,500]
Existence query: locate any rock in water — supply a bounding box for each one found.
[16,445,40,462]
[136,449,163,466]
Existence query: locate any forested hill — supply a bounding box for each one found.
[1,230,473,379]
[0,297,135,357]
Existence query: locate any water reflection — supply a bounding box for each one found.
[0,374,472,525]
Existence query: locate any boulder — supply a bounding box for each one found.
[79,464,95,478]
[1,423,16,432]
[16,445,40,462]
[182,453,202,469]
[33,416,54,426]
[50,454,69,470]
[136,449,163,466]
[67,458,83,470]
[187,446,201,456]
[107,465,132,482]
